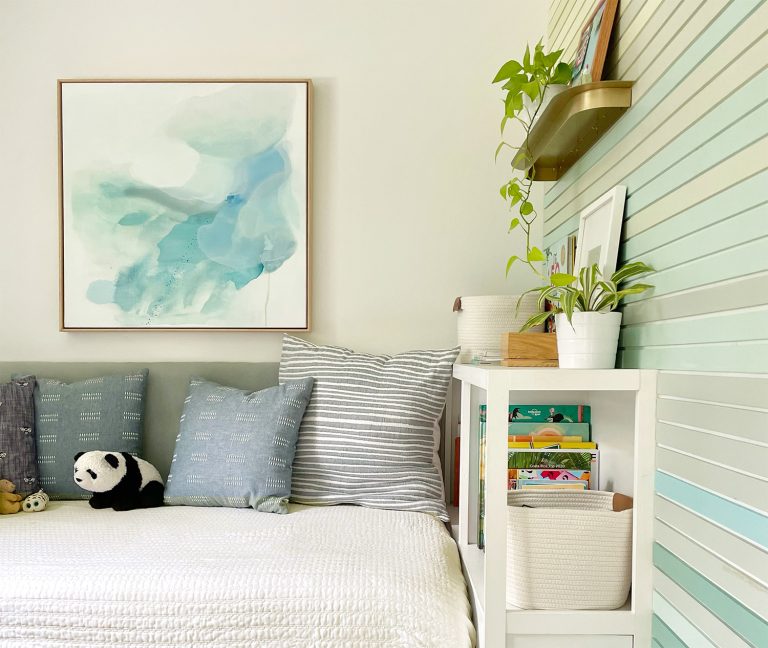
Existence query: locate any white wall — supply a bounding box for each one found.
[0,0,546,360]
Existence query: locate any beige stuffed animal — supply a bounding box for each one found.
[0,479,22,515]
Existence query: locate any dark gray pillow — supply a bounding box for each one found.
[164,376,314,513]
[278,335,459,521]
[0,378,38,495]
[23,371,148,500]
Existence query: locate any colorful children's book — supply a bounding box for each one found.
[505,422,591,441]
[508,441,597,449]
[480,404,590,423]
[518,480,588,491]
[508,435,583,442]
[508,468,591,490]
[508,449,600,489]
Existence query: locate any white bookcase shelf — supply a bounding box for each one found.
[448,364,657,648]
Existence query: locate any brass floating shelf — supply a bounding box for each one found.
[514,80,634,181]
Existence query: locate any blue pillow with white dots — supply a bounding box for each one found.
[164,376,314,513]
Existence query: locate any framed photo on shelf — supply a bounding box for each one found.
[570,0,619,86]
[58,79,311,331]
[574,185,626,277]
[544,233,577,333]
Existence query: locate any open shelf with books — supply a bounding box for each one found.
[447,365,656,648]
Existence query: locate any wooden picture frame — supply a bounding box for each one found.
[574,185,626,278]
[58,79,312,332]
[570,0,618,86]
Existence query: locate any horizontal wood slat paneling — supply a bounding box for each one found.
[548,1,767,641]
[618,340,768,373]
[651,614,687,648]
[606,0,680,81]
[621,169,768,262]
[620,307,768,348]
[655,470,768,548]
[658,372,768,409]
[655,519,768,617]
[654,569,753,648]
[656,446,767,513]
[656,396,768,446]
[621,272,768,326]
[653,591,718,648]
[544,0,762,211]
[656,421,768,478]
[653,542,768,646]
[655,496,768,587]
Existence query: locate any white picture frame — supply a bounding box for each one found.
[574,185,626,277]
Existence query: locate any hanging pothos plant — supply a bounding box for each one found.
[493,42,572,278]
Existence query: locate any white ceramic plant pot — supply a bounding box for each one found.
[555,311,622,369]
[525,84,568,125]
[456,294,543,363]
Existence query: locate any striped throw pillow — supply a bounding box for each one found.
[279,335,458,521]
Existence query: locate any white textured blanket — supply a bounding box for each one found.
[1,501,474,648]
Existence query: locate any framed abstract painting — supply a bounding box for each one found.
[58,79,311,330]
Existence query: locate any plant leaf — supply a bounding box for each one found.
[536,285,559,311]
[505,255,519,276]
[611,261,654,285]
[520,201,534,216]
[543,49,562,68]
[519,311,552,332]
[552,61,572,85]
[505,91,524,116]
[493,60,523,83]
[512,147,532,168]
[494,140,512,161]
[615,283,655,299]
[562,289,579,322]
[523,45,531,72]
[550,272,576,287]
[503,73,526,92]
[508,217,520,231]
[527,246,546,262]
[522,81,539,101]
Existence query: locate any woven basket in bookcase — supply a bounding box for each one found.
[506,490,633,610]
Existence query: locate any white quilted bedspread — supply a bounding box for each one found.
[1,501,474,648]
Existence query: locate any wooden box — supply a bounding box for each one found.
[500,332,558,367]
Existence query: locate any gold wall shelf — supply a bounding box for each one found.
[514,80,634,181]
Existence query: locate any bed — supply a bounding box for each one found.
[1,501,474,648]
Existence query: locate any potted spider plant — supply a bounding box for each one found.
[520,261,654,368]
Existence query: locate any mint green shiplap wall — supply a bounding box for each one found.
[547,1,768,645]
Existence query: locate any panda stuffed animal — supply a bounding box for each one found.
[74,451,164,511]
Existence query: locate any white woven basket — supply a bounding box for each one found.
[506,491,633,610]
[456,294,543,363]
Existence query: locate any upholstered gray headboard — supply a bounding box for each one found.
[0,363,279,478]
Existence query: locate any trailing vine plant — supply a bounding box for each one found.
[493,41,572,278]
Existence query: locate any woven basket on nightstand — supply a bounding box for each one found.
[454,294,543,363]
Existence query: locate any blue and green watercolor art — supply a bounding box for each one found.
[60,81,309,329]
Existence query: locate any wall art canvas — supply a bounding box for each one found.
[59,80,310,330]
